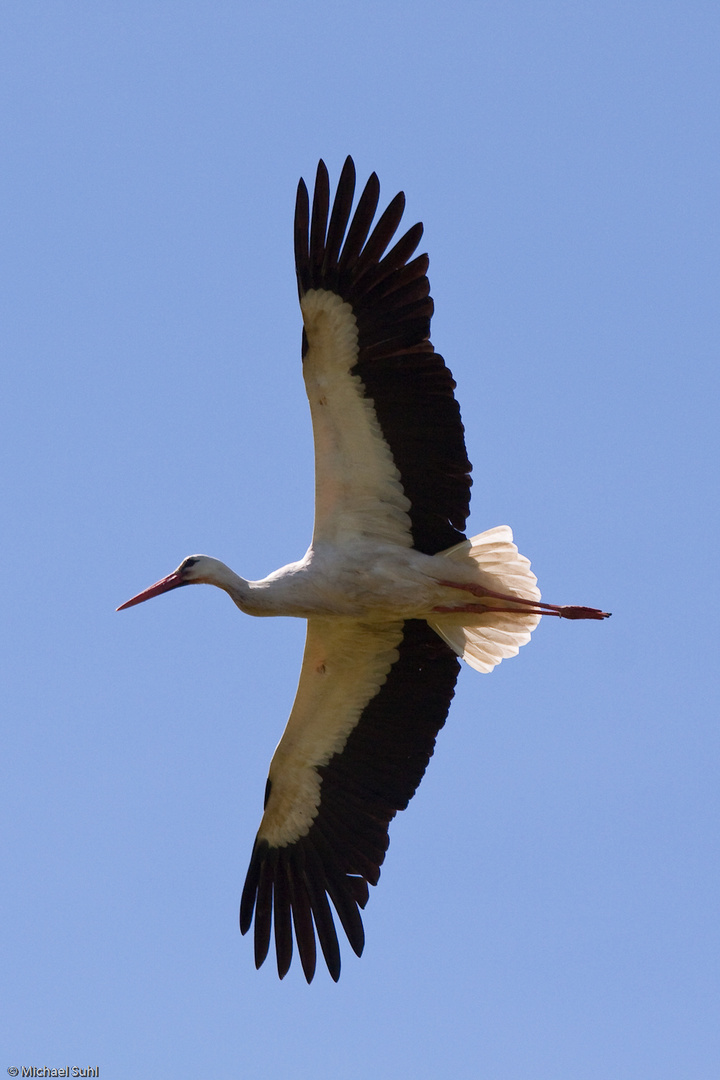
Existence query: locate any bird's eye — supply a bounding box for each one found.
[183,557,199,569]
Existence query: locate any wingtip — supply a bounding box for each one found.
[315,158,329,188]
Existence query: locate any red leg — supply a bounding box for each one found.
[435,580,610,620]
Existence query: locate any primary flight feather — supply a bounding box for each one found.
[118,157,609,982]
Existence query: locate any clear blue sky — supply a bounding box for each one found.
[3,3,719,1077]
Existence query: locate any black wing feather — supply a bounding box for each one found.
[309,161,330,283]
[293,180,311,296]
[322,156,356,287]
[337,172,380,282]
[272,852,294,979]
[287,850,317,982]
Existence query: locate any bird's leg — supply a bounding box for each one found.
[434,580,610,620]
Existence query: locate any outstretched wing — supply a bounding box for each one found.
[295,156,472,555]
[240,617,460,981]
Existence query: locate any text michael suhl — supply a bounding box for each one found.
[18,1069,99,1077]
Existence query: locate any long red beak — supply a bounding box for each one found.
[116,570,186,611]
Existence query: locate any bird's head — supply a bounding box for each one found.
[116,554,224,610]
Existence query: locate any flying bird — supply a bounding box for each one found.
[118,157,609,982]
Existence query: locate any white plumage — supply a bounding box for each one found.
[119,157,609,982]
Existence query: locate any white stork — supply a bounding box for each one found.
[118,157,609,982]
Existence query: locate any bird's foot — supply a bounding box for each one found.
[554,605,611,621]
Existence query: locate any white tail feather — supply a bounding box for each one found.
[427,526,541,673]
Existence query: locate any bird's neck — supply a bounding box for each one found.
[200,559,282,617]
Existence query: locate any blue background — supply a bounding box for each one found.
[2,3,719,1077]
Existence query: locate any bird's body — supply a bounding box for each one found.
[157,543,526,619]
[119,157,609,982]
